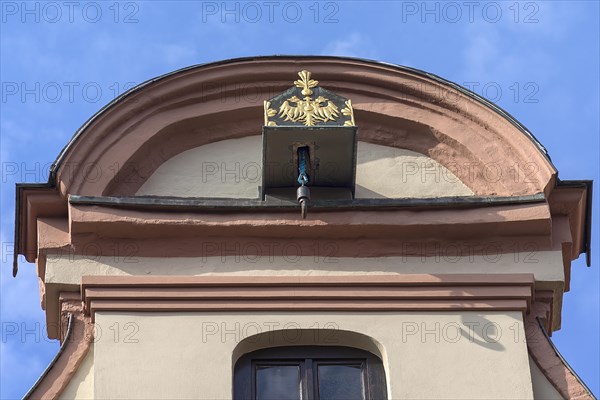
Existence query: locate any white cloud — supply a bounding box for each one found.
[321,33,378,59]
[462,32,501,79]
[159,44,199,67]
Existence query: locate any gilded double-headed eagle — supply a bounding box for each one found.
[278,95,340,127]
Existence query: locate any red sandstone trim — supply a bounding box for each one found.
[87,299,529,319]
[81,273,535,286]
[81,274,534,322]
[18,189,67,263]
[51,58,555,198]
[526,301,595,399]
[25,293,93,400]
[68,201,552,242]
[549,186,588,260]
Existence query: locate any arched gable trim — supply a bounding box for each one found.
[47,56,556,198]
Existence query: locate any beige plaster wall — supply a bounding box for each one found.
[44,252,565,289]
[529,355,564,399]
[94,311,533,399]
[59,344,94,400]
[136,136,473,198]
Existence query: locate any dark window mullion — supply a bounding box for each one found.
[305,358,314,400]
[362,360,369,400]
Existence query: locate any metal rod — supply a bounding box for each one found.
[296,147,311,218]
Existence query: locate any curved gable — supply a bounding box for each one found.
[48,56,556,198]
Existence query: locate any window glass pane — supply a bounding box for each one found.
[256,365,301,400]
[317,364,365,400]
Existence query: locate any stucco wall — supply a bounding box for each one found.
[529,355,564,399]
[45,252,565,289]
[136,136,473,198]
[59,344,94,400]
[94,311,533,399]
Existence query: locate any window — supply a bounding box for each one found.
[234,346,387,400]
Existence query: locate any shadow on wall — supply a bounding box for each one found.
[459,313,508,352]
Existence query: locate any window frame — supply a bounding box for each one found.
[234,346,387,400]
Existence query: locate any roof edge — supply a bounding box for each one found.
[68,193,547,211]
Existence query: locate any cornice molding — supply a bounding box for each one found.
[81,274,535,321]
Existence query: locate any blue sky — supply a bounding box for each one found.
[1,1,598,398]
